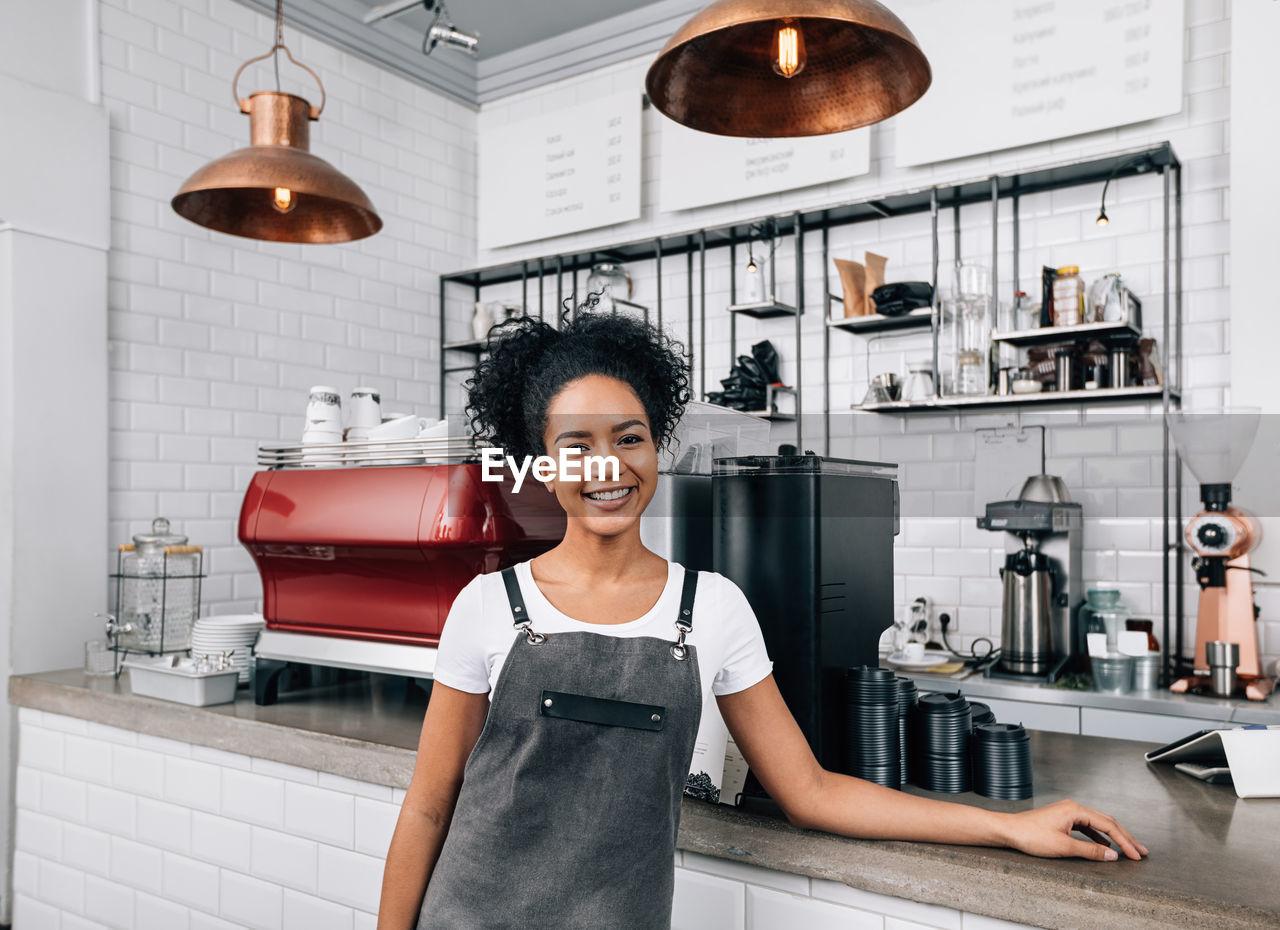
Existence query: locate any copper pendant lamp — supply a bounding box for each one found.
[172,0,381,243]
[645,0,932,138]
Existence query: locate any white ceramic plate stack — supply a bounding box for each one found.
[190,614,265,684]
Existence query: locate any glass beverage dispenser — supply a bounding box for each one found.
[942,263,993,397]
[112,517,204,654]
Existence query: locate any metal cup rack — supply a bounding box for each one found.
[257,435,480,469]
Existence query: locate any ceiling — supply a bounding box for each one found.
[358,0,657,60]
[235,0,686,105]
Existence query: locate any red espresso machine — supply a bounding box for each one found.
[239,435,565,703]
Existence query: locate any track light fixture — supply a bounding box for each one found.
[425,9,479,56]
[362,0,478,57]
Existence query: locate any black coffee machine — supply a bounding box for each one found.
[712,452,899,778]
[977,475,1084,681]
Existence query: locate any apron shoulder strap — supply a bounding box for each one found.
[676,567,698,633]
[502,565,546,644]
[500,566,532,628]
[670,567,699,661]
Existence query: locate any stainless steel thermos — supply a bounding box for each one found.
[999,547,1056,675]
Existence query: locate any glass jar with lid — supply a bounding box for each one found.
[113,517,203,654]
[1013,291,1040,331]
[1052,266,1085,326]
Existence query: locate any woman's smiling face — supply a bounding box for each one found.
[541,373,659,536]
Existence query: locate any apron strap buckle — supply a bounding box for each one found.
[516,620,546,645]
[502,567,545,644]
[670,626,688,660]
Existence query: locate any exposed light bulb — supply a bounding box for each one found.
[1095,208,1109,228]
[771,21,806,79]
[746,259,758,273]
[272,187,296,214]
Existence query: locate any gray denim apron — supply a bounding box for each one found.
[417,565,703,930]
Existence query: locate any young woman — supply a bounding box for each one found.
[378,308,1146,930]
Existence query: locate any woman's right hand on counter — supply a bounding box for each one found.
[1001,799,1148,861]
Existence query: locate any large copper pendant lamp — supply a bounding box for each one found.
[172,0,381,243]
[645,0,931,138]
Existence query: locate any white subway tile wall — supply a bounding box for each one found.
[102,0,477,613]
[99,0,1274,677]
[466,1,1273,673]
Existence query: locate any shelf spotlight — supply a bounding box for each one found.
[1095,153,1155,229]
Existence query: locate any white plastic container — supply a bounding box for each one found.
[123,655,239,706]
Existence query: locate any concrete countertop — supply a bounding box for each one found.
[10,669,1280,930]
[890,662,1280,724]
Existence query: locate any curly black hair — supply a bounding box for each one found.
[464,297,691,462]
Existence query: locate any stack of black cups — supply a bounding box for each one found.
[969,701,997,730]
[843,666,900,788]
[896,677,918,786]
[973,723,1034,800]
[911,692,973,793]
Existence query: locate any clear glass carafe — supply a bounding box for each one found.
[115,518,203,653]
[942,263,993,397]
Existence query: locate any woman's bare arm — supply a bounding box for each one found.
[377,682,490,930]
[716,675,1147,861]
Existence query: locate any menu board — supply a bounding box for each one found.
[658,118,870,213]
[893,0,1184,167]
[478,92,641,249]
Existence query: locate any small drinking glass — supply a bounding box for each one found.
[84,640,116,677]
[193,650,236,674]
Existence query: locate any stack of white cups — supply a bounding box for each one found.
[301,386,343,467]
[297,385,446,467]
[346,387,382,441]
[345,387,382,463]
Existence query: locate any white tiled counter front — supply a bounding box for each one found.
[673,852,1037,930]
[14,705,1040,930]
[14,706,395,930]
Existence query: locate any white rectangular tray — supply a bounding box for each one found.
[123,656,239,706]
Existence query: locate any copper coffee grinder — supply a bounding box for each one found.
[1166,410,1273,700]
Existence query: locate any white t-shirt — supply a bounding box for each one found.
[432,559,773,706]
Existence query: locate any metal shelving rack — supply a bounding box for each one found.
[440,217,810,443]
[439,142,1184,682]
